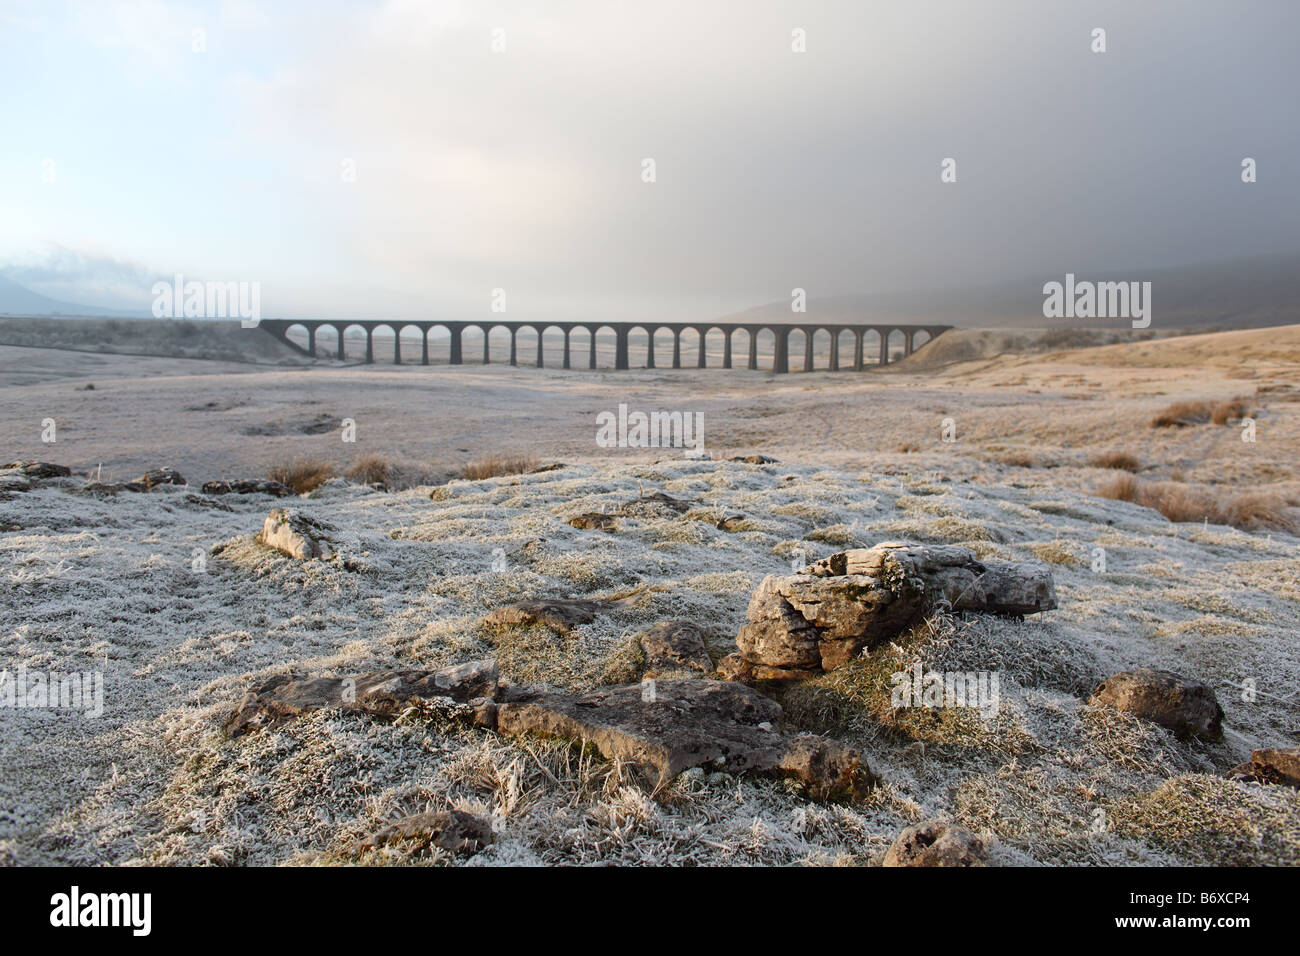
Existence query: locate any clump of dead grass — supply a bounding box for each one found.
[343,453,443,490]
[1151,396,1252,427]
[344,453,392,486]
[1097,475,1294,532]
[461,454,539,481]
[994,450,1037,468]
[1210,396,1253,425]
[1150,401,1212,427]
[1089,450,1140,472]
[267,457,336,494]
[1028,540,1083,566]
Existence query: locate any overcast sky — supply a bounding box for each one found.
[2,0,1297,323]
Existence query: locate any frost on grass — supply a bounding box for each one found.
[2,458,1298,866]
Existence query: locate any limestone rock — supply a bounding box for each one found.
[225,659,499,737]
[3,461,71,479]
[133,467,187,488]
[731,543,1056,678]
[1228,747,1300,788]
[804,543,1057,616]
[715,514,747,532]
[568,512,618,531]
[638,620,712,674]
[716,652,820,684]
[496,678,875,799]
[257,508,335,560]
[203,479,295,497]
[357,810,493,857]
[776,734,875,802]
[883,822,989,867]
[1089,668,1224,738]
[485,596,622,634]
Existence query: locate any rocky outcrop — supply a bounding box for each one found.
[802,543,1057,616]
[638,620,712,675]
[496,678,875,800]
[1228,747,1300,788]
[203,479,295,497]
[356,810,494,857]
[257,508,335,560]
[882,822,989,867]
[1089,668,1223,738]
[225,659,499,737]
[728,543,1056,679]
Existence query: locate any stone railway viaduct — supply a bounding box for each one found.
[257,320,951,372]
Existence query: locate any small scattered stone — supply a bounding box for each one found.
[716,514,747,532]
[203,479,295,497]
[1228,747,1300,788]
[568,512,618,531]
[3,461,71,479]
[357,809,493,857]
[883,822,989,867]
[638,620,712,674]
[1089,668,1224,738]
[257,508,335,560]
[133,467,187,488]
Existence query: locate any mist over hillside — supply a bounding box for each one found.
[718,253,1300,330]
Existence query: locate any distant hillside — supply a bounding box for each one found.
[0,275,138,317]
[717,252,1300,331]
[0,316,312,365]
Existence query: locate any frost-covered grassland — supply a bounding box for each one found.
[2,326,1299,866]
[2,454,1298,866]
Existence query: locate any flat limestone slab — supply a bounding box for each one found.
[226,659,499,737]
[497,678,874,799]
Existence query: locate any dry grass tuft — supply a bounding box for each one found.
[1211,396,1253,425]
[1151,397,1253,427]
[995,450,1037,468]
[1220,491,1295,532]
[268,457,336,494]
[460,454,539,481]
[1028,540,1083,566]
[1150,400,1212,427]
[1089,450,1140,472]
[344,453,393,486]
[1098,475,1294,532]
[340,453,444,490]
[1097,473,1140,503]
